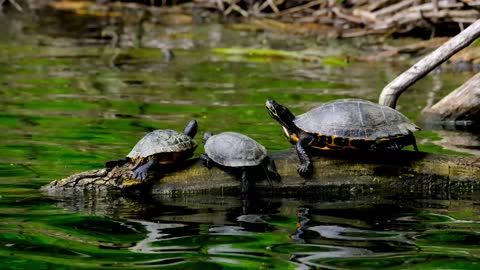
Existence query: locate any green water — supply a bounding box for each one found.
[1,11,480,270]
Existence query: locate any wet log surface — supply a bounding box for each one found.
[42,149,480,198]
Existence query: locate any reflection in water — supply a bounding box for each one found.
[308,225,408,241]
[291,244,373,268]
[130,220,185,253]
[39,193,480,269]
[290,207,310,244]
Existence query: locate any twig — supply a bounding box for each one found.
[331,7,365,25]
[278,0,324,16]
[224,0,248,17]
[410,0,480,12]
[373,0,415,17]
[367,0,397,12]
[459,0,480,13]
[424,9,480,19]
[259,0,279,14]
[0,0,23,12]
[215,0,225,11]
[432,0,439,12]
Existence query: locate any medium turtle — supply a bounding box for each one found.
[266,99,420,177]
[106,120,198,181]
[200,132,280,193]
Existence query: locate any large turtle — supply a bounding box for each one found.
[106,120,198,181]
[266,99,420,177]
[200,131,280,193]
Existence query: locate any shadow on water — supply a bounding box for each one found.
[1,6,480,270]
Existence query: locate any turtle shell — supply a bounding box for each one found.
[204,132,267,167]
[127,129,197,159]
[294,99,419,139]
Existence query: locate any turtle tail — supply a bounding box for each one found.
[398,122,421,134]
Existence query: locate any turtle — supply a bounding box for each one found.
[265,99,420,177]
[200,131,281,193]
[105,120,198,181]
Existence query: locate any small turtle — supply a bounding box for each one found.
[106,120,198,181]
[200,132,280,193]
[266,99,420,177]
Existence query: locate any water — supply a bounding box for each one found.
[1,9,480,270]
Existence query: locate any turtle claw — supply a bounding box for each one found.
[132,159,155,182]
[200,154,214,169]
[133,170,148,182]
[297,163,313,178]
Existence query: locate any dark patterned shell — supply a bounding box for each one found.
[127,130,197,159]
[204,132,267,167]
[294,99,419,139]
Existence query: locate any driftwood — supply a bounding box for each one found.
[43,149,480,198]
[379,19,480,108]
[423,72,480,124]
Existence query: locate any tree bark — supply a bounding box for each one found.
[42,149,480,198]
[379,19,480,108]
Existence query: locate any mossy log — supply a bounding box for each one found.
[42,150,480,198]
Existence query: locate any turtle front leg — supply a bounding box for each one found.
[200,154,214,169]
[296,137,313,178]
[132,157,158,181]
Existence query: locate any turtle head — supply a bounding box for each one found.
[203,131,213,144]
[183,120,198,139]
[266,99,296,131]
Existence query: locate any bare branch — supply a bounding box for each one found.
[379,19,480,108]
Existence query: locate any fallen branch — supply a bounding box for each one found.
[379,19,480,108]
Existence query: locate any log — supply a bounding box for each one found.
[42,149,480,199]
[423,72,480,124]
[379,19,480,108]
